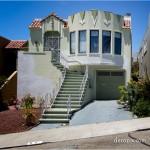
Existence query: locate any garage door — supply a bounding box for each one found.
[96,71,125,100]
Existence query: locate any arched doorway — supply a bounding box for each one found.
[44,31,60,62]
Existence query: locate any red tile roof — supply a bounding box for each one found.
[29,13,68,29]
[29,19,42,29]
[5,40,27,49]
[42,12,67,25]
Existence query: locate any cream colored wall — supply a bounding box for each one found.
[17,51,61,99]
[29,29,43,52]
[67,11,124,56]
[66,10,131,84]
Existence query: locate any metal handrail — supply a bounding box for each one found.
[79,65,88,104]
[51,49,60,62]
[67,94,71,119]
[42,93,51,113]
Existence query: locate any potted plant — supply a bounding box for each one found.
[22,94,36,126]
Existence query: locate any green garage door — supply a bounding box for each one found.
[96,71,125,100]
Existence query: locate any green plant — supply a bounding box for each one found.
[22,94,36,126]
[132,99,150,117]
[118,86,127,104]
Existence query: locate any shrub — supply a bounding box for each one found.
[118,86,127,104]
[132,99,150,117]
[21,94,36,126]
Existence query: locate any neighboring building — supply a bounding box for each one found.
[18,10,132,102]
[0,36,28,104]
[138,15,150,79]
[0,36,10,76]
[0,36,28,77]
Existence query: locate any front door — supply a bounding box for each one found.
[44,31,60,62]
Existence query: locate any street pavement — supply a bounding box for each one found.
[0,117,150,149]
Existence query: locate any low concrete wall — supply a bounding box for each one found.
[17,51,61,100]
[0,71,17,105]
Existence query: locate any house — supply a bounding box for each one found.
[17,10,132,123]
[0,36,28,104]
[138,15,150,79]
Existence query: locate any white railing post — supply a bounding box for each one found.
[42,93,51,113]
[67,94,71,119]
[79,65,88,105]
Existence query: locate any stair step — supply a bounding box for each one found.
[61,85,81,88]
[58,91,80,94]
[53,104,81,108]
[39,118,70,123]
[54,101,80,104]
[65,76,83,79]
[57,94,80,97]
[65,74,84,77]
[44,108,76,114]
[64,79,83,82]
[42,114,69,119]
[60,88,80,91]
[55,97,80,101]
[63,82,81,85]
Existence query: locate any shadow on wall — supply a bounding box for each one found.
[63,29,69,42]
[123,31,131,46]
[30,29,42,51]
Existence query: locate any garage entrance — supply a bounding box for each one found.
[96,71,125,100]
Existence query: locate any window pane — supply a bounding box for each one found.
[114,32,122,55]
[102,31,111,53]
[90,30,99,53]
[111,72,123,76]
[70,32,75,54]
[79,31,86,53]
[97,72,110,76]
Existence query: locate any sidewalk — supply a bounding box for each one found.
[0,117,150,149]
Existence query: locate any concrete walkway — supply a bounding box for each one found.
[0,117,150,149]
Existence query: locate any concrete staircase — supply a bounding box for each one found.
[40,62,87,123]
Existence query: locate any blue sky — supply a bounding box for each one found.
[0,1,150,52]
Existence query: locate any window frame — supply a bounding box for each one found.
[70,32,76,54]
[102,30,111,54]
[90,30,99,53]
[114,32,122,55]
[79,30,86,53]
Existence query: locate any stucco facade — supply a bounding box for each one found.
[18,10,132,100]
[138,15,150,79]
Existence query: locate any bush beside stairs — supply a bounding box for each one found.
[39,61,87,123]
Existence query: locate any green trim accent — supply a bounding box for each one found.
[71,14,74,23]
[104,12,111,20]
[91,10,98,20]
[80,11,85,20]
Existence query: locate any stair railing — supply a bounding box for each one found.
[42,93,51,113]
[60,52,68,68]
[67,94,71,119]
[79,65,88,105]
[49,65,66,107]
[51,49,60,63]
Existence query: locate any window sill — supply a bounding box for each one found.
[77,53,87,56]
[89,53,100,57]
[23,52,46,55]
[69,54,76,57]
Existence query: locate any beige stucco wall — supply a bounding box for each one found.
[29,29,43,52]
[17,51,61,99]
